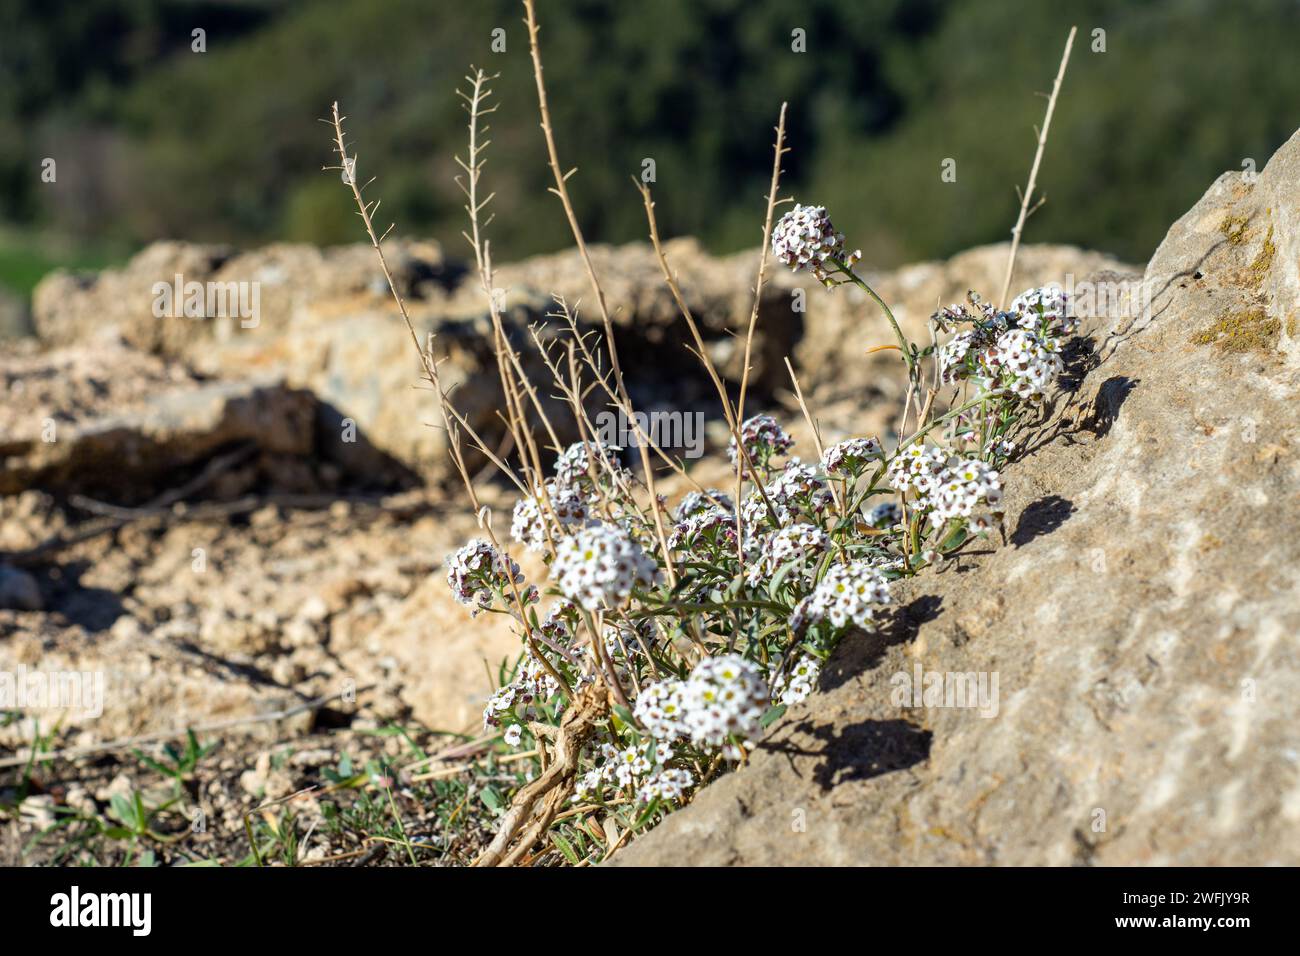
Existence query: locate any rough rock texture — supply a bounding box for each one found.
[0,334,412,500]
[31,235,1128,479]
[0,487,525,747]
[613,133,1300,866]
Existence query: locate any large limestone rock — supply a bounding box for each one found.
[30,235,1127,480]
[29,238,797,479]
[0,335,410,502]
[614,131,1300,866]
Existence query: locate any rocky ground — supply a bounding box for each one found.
[8,131,1292,866]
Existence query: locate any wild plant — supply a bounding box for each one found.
[327,1,1077,865]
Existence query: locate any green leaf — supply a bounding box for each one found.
[109,794,135,827]
[760,704,787,727]
[768,557,804,597]
[551,832,582,865]
[632,799,661,830]
[134,752,176,779]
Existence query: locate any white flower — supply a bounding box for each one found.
[510,481,589,551]
[887,443,948,494]
[503,724,523,747]
[680,654,770,747]
[938,330,978,383]
[771,203,861,281]
[634,654,770,748]
[612,745,653,787]
[926,457,1003,529]
[745,522,830,589]
[482,684,517,730]
[729,414,794,470]
[675,489,734,521]
[633,678,688,741]
[984,328,1063,402]
[1010,285,1074,334]
[637,767,695,805]
[669,506,736,551]
[445,539,533,617]
[573,768,606,802]
[791,561,891,634]
[552,522,659,610]
[766,460,833,517]
[773,653,823,705]
[821,437,883,478]
[554,440,632,498]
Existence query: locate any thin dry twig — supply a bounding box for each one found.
[521,0,677,589]
[997,25,1077,307]
[327,101,569,701]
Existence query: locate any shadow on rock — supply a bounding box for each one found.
[38,560,126,632]
[1010,494,1075,548]
[1083,375,1139,439]
[821,594,943,693]
[763,718,932,793]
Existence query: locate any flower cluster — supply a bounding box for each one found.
[633,654,769,749]
[631,679,688,741]
[771,203,861,282]
[791,561,891,635]
[888,445,1004,532]
[446,539,535,616]
[1010,285,1075,334]
[636,767,695,806]
[822,437,883,479]
[555,440,631,494]
[745,522,829,589]
[675,488,735,521]
[669,505,736,552]
[510,481,589,552]
[927,458,1003,530]
[482,640,568,732]
[887,444,950,496]
[772,653,823,705]
[552,521,658,610]
[728,414,794,471]
[766,460,833,518]
[984,327,1064,402]
[934,287,1073,402]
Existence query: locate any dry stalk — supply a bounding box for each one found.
[473,681,608,867]
[521,0,677,589]
[328,102,568,700]
[997,26,1077,307]
[733,105,789,568]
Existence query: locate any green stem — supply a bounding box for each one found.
[895,390,1009,455]
[833,260,915,377]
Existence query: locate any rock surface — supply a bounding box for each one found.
[0,487,525,748]
[0,335,412,501]
[30,236,1129,480]
[613,132,1300,866]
